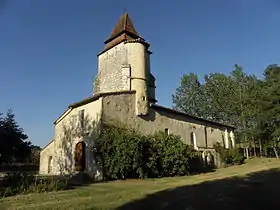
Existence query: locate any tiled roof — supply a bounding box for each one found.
[99,13,148,53]
[106,13,139,43]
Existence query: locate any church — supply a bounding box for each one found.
[39,13,236,178]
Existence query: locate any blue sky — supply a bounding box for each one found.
[0,0,280,147]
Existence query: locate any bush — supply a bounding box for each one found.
[149,132,204,177]
[97,123,206,180]
[213,142,245,166]
[229,147,246,165]
[96,125,146,179]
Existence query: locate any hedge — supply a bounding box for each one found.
[96,123,206,180]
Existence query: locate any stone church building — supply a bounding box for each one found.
[39,13,236,178]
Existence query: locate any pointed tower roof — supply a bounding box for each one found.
[106,13,139,42]
[100,13,149,53]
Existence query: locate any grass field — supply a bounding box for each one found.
[1,158,280,210]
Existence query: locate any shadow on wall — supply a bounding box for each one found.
[117,167,280,210]
[56,112,101,177]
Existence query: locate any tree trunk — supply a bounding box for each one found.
[245,147,249,159]
[253,139,257,157]
[259,139,263,157]
[273,144,279,159]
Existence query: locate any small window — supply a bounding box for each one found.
[164,128,169,135]
[79,109,85,129]
[48,156,53,174]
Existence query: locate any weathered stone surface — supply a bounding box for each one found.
[39,140,54,174]
[101,92,232,149]
[40,98,103,178]
[96,43,130,94]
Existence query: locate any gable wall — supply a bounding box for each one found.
[39,140,54,174]
[39,98,103,175]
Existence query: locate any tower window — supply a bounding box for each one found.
[164,128,169,135]
[79,109,85,129]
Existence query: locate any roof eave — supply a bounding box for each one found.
[149,103,236,130]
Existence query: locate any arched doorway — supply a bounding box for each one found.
[202,151,215,167]
[75,141,86,172]
[206,152,215,166]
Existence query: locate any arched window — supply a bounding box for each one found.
[75,141,86,172]
[221,134,225,147]
[190,132,195,147]
[164,128,169,135]
[229,137,233,149]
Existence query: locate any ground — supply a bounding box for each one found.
[1,158,279,210]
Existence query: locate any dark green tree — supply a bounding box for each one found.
[28,145,41,164]
[0,109,31,163]
[258,64,280,158]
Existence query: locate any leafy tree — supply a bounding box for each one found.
[227,65,262,157]
[172,64,279,158]
[203,72,235,125]
[172,73,208,118]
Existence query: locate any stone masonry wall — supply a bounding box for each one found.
[101,92,232,149]
[40,98,103,176]
[39,140,54,174]
[96,43,130,94]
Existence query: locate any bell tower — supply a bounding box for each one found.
[95,13,156,115]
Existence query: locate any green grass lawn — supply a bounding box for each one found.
[1,158,280,210]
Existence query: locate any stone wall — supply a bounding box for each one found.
[39,140,54,174]
[96,43,130,94]
[101,92,233,150]
[39,98,103,176]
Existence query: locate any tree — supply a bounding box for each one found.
[0,109,31,163]
[227,65,263,157]
[172,73,208,119]
[203,72,235,125]
[172,64,265,157]
[258,64,280,158]
[28,145,41,164]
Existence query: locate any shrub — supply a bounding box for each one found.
[97,123,206,180]
[96,125,146,179]
[213,142,245,166]
[150,132,203,177]
[229,147,246,165]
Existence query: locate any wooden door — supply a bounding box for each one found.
[75,141,86,171]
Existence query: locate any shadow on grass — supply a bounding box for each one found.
[0,172,97,197]
[117,167,280,210]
